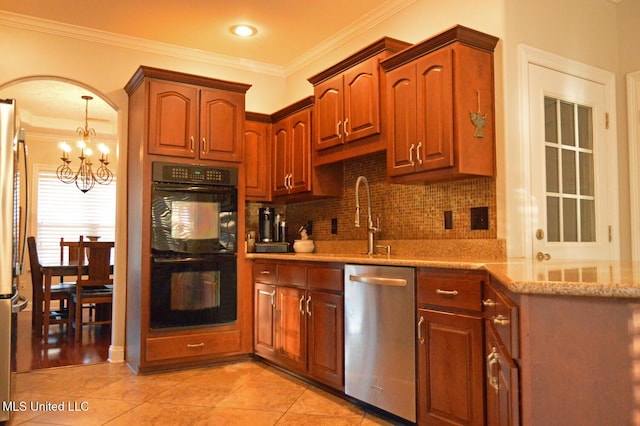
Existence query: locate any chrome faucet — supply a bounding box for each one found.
[355,176,380,255]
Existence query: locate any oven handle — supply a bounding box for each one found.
[153,183,234,192]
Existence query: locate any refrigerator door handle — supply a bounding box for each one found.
[12,294,28,313]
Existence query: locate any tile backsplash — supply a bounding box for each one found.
[246,151,496,241]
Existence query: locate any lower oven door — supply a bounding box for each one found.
[150,255,237,330]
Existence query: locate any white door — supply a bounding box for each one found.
[529,63,615,260]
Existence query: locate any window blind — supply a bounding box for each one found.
[36,168,116,265]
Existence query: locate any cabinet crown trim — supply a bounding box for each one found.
[307,36,411,85]
[125,65,252,95]
[380,25,499,72]
[270,96,315,122]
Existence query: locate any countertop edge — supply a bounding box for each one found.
[246,253,640,299]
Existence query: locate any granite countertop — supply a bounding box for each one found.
[246,244,640,299]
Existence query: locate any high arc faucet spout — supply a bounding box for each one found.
[355,176,379,255]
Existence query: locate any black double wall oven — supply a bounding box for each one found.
[150,162,238,330]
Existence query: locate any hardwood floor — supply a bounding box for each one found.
[13,309,110,373]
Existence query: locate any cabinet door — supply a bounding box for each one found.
[417,308,484,426]
[272,120,290,197]
[486,325,520,426]
[276,286,306,373]
[344,58,380,143]
[254,283,276,361]
[148,80,198,158]
[245,120,271,201]
[386,64,417,177]
[307,290,344,390]
[314,74,344,151]
[288,109,312,194]
[416,47,454,172]
[200,88,244,162]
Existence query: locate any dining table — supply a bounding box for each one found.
[34,260,114,338]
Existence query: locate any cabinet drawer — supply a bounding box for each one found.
[145,330,241,362]
[254,262,277,284]
[307,266,344,292]
[490,285,519,358]
[278,263,307,286]
[418,269,483,312]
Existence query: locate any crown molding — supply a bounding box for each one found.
[285,0,416,76]
[0,11,286,77]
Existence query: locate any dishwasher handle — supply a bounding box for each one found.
[349,274,407,287]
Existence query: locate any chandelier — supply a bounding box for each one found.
[56,95,113,193]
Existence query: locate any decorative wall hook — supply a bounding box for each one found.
[469,90,487,138]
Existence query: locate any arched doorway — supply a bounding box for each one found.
[0,77,121,371]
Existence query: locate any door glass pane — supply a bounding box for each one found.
[543,96,596,243]
[581,199,596,242]
[577,105,593,150]
[560,101,575,147]
[546,147,559,193]
[544,97,558,143]
[563,198,578,242]
[547,196,560,242]
[561,149,576,194]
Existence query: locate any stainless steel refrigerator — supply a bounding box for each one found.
[1,99,29,423]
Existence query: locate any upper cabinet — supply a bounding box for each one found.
[381,26,499,184]
[244,112,272,202]
[271,98,343,202]
[308,37,410,166]
[125,66,250,163]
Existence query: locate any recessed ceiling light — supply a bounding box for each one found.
[230,24,257,38]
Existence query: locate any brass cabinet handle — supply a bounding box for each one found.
[409,143,416,166]
[344,118,349,137]
[299,295,305,314]
[417,316,425,344]
[492,315,510,326]
[187,343,205,348]
[482,298,497,307]
[260,270,271,275]
[190,136,195,152]
[416,142,423,165]
[259,289,276,307]
[486,347,499,393]
[436,289,459,296]
[202,137,207,154]
[337,121,342,139]
[306,296,311,316]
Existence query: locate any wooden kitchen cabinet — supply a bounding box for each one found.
[381,25,498,184]
[244,113,272,201]
[253,260,344,390]
[132,66,249,162]
[484,279,520,426]
[308,37,410,166]
[416,268,486,426]
[271,98,343,201]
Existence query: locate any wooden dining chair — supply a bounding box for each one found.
[70,240,114,342]
[27,236,75,335]
[60,236,84,267]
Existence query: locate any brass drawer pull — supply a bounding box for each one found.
[482,298,496,307]
[260,270,271,275]
[492,315,510,326]
[187,343,205,348]
[436,289,459,296]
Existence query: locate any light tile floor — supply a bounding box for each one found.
[7,359,401,425]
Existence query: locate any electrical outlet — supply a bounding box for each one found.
[470,207,489,230]
[331,218,338,234]
[444,211,453,229]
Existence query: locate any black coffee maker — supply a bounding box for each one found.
[259,207,275,242]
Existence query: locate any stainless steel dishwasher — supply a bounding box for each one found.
[344,264,416,422]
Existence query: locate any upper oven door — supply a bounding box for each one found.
[151,183,237,256]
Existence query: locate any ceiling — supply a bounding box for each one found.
[0,0,410,141]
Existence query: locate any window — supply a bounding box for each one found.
[35,166,116,264]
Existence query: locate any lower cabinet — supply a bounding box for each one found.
[253,260,344,390]
[416,268,486,426]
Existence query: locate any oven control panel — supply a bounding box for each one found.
[152,162,238,186]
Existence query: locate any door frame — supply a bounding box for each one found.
[518,45,619,260]
[628,71,640,260]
